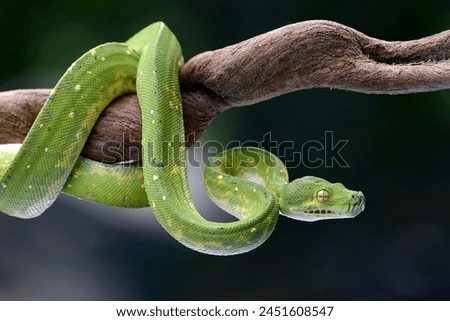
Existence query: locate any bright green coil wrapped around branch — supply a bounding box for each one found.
[0,22,365,255]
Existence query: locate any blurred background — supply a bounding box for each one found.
[1,0,450,300]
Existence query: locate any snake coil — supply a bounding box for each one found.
[0,22,365,255]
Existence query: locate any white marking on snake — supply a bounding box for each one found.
[74,84,81,92]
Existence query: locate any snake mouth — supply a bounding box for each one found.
[280,209,339,221]
[295,206,362,221]
[305,209,336,215]
[281,204,364,221]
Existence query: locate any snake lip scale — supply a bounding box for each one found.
[0,22,365,255]
[288,193,365,218]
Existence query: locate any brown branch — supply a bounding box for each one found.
[1,20,450,162]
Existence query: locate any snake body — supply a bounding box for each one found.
[0,22,365,255]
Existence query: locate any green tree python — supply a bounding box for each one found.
[0,22,365,255]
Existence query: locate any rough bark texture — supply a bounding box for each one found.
[1,20,450,162]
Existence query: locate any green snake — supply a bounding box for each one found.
[0,22,365,255]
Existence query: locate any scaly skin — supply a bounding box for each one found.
[0,22,365,255]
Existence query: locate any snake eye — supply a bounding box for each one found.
[316,189,329,203]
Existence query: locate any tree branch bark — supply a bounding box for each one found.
[1,20,450,162]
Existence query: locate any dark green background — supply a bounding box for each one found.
[1,0,450,300]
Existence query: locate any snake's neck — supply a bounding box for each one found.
[266,178,289,201]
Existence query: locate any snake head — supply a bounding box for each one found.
[279,176,365,222]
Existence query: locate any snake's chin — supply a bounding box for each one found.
[279,207,364,222]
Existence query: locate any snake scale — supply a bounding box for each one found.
[0,22,365,255]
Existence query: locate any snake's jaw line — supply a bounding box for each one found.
[279,202,365,222]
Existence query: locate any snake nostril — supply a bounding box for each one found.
[352,192,364,205]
